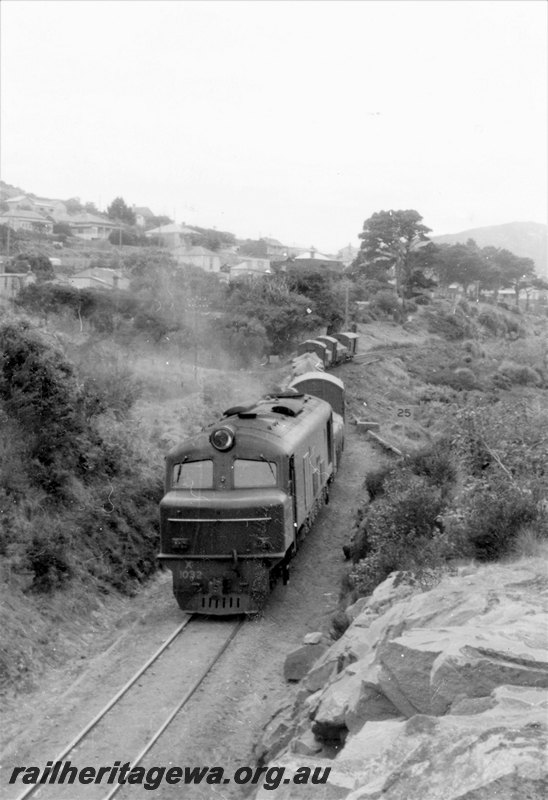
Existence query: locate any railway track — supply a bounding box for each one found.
[9,616,243,800]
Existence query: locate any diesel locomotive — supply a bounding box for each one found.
[158,374,345,615]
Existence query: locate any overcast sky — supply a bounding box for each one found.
[1,0,546,252]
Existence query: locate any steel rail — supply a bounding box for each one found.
[103,619,243,800]
[13,617,192,800]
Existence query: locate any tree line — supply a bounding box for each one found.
[351,209,547,303]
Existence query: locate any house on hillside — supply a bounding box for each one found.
[229,259,271,280]
[145,223,194,248]
[213,248,271,276]
[133,206,155,227]
[31,197,68,219]
[288,247,344,274]
[63,212,117,241]
[0,208,54,234]
[261,237,286,257]
[174,245,222,272]
[66,268,129,290]
[4,195,67,220]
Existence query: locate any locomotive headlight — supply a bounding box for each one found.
[210,426,235,451]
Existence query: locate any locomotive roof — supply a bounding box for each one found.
[315,335,340,344]
[166,392,333,461]
[290,371,344,390]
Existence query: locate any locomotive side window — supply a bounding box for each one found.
[172,460,213,489]
[233,459,277,488]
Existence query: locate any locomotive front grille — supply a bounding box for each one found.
[201,594,241,611]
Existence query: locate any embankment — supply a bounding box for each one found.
[255,557,548,799]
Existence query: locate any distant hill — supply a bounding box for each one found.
[431,222,547,278]
[0,179,29,200]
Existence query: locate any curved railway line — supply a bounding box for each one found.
[11,616,244,800]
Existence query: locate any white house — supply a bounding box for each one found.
[174,245,223,272]
[67,268,129,290]
[63,212,117,241]
[145,223,194,248]
[0,208,54,234]
[229,259,271,280]
[3,195,67,220]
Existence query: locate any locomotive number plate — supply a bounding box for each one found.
[177,565,203,581]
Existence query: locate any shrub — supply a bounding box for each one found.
[364,464,395,502]
[78,360,143,421]
[371,290,400,315]
[496,362,542,387]
[330,610,350,640]
[478,308,505,335]
[0,320,91,491]
[446,479,541,561]
[418,384,458,404]
[425,308,476,340]
[446,402,548,560]
[427,366,481,392]
[348,472,449,596]
[404,442,457,498]
[25,525,72,593]
[452,367,479,390]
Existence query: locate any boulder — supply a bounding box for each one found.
[365,571,416,614]
[429,615,548,715]
[311,670,363,741]
[377,614,548,716]
[253,703,297,765]
[303,657,340,693]
[284,643,328,682]
[290,728,324,756]
[341,685,548,800]
[311,660,402,739]
[303,631,324,645]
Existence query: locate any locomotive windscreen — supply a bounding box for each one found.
[233,459,277,488]
[172,460,213,489]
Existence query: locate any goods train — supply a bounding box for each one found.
[297,331,359,370]
[158,373,345,615]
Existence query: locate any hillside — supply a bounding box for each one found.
[431,221,547,278]
[1,300,547,800]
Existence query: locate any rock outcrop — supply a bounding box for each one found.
[254,560,548,799]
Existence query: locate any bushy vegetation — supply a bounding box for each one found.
[477,306,526,338]
[0,321,162,612]
[225,274,319,356]
[370,290,400,316]
[348,469,449,596]
[16,282,183,341]
[345,400,548,601]
[492,361,543,388]
[423,306,477,340]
